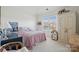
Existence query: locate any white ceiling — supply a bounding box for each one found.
[1,6,63,15]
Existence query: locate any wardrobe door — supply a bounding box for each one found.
[57,12,76,44]
[57,14,67,43]
[60,14,68,44]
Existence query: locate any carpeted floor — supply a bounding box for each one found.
[31,32,71,52]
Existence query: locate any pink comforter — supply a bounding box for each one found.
[18,31,46,50]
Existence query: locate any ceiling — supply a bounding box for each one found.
[1,6,63,15]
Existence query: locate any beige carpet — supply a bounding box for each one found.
[31,31,71,52]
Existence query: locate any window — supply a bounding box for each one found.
[49,16,56,22]
[42,16,56,30]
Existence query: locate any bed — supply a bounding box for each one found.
[3,22,46,50]
[18,30,46,50]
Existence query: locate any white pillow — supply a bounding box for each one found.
[2,49,7,52]
[0,47,7,52]
[16,47,29,52]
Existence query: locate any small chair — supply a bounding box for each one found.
[51,30,58,41]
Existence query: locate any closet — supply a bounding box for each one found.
[57,11,76,44]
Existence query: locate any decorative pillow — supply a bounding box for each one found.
[0,47,7,52]
[19,27,31,31]
[16,47,28,52]
[2,49,7,52]
[7,32,18,39]
[18,27,23,31]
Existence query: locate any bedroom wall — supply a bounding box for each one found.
[1,6,37,30]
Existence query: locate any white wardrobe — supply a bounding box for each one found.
[57,12,76,44]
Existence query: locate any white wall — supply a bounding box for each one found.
[1,6,79,31]
[1,6,37,30]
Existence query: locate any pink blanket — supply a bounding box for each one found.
[18,31,46,50]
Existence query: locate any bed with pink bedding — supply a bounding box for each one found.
[18,30,46,50]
